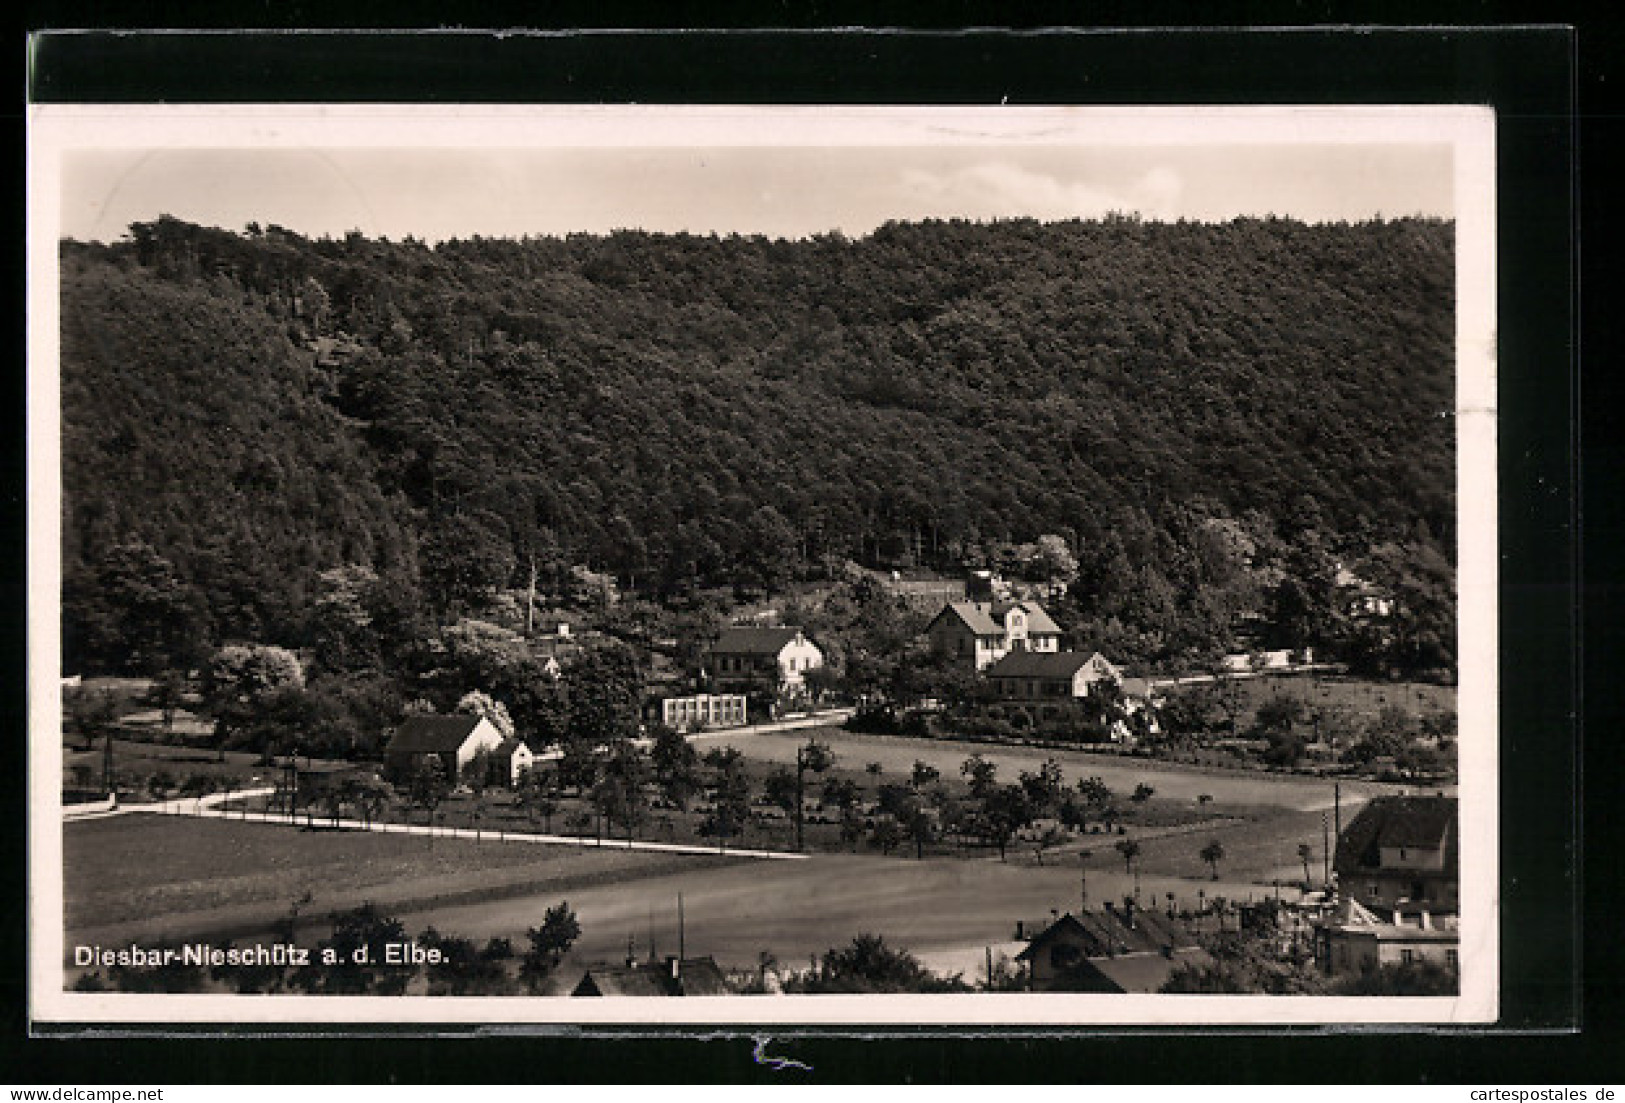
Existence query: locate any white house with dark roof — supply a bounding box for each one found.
[706,626,823,691]
[985,650,1122,702]
[383,714,507,785]
[926,600,1063,671]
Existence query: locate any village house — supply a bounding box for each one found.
[925,600,1064,671]
[1015,902,1208,993]
[1333,794,1459,914]
[1335,562,1395,621]
[487,736,537,786]
[706,626,824,693]
[1314,896,1460,977]
[571,955,731,997]
[382,714,507,786]
[984,650,1122,703]
[659,693,749,733]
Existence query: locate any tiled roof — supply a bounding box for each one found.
[571,958,730,997]
[936,601,1063,636]
[386,715,484,755]
[1017,906,1198,962]
[986,650,1117,680]
[1334,795,1458,875]
[1085,947,1212,993]
[710,626,805,655]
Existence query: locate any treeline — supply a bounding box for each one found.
[61,214,1455,678]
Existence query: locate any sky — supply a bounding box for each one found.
[60,141,1455,245]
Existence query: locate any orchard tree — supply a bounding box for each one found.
[649,724,703,810]
[1201,839,1227,880]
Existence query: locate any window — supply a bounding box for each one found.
[1400,949,1415,965]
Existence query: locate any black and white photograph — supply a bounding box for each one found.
[27,103,1497,1026]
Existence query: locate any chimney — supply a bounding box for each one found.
[669,956,681,981]
[1420,910,1433,930]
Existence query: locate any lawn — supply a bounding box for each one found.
[63,813,739,943]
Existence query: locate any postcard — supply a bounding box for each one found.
[28,102,1496,1026]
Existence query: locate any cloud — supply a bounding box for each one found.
[895,162,1185,222]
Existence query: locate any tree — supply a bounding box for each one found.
[648,724,702,810]
[868,816,904,855]
[796,934,969,994]
[592,740,649,842]
[144,670,189,735]
[200,644,305,761]
[910,760,941,791]
[520,902,582,994]
[979,783,1034,862]
[417,928,515,996]
[1201,839,1227,880]
[961,754,998,800]
[461,748,493,798]
[64,542,207,676]
[698,745,751,851]
[1018,757,1065,815]
[68,690,121,794]
[1115,837,1142,874]
[1131,782,1156,807]
[517,766,560,832]
[409,755,450,826]
[1298,842,1316,887]
[292,905,415,995]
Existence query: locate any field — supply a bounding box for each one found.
[716,725,1401,812]
[1164,673,1457,727]
[63,814,740,946]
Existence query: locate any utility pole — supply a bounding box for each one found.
[1322,810,1331,888]
[102,731,115,797]
[525,554,537,637]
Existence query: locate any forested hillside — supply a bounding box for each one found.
[60,214,1456,679]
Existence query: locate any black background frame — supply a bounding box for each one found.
[14,23,1593,1084]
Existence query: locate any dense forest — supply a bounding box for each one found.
[59,214,1456,683]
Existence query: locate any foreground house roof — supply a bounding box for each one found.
[1334,795,1458,876]
[572,957,730,997]
[385,714,486,756]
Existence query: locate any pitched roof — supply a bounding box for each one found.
[386,714,485,755]
[572,967,671,997]
[1334,795,1458,875]
[570,957,730,997]
[998,601,1062,635]
[1017,906,1198,962]
[1084,947,1212,994]
[986,650,1116,680]
[490,737,534,760]
[935,601,1063,637]
[710,626,805,655]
